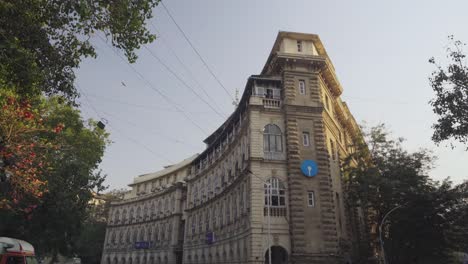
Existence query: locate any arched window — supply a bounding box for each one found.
[119,230,124,244]
[154,224,159,242]
[214,172,220,194]
[158,200,162,216]
[161,223,166,240]
[171,194,175,212]
[139,227,144,241]
[122,209,127,223]
[136,206,142,221]
[213,204,218,228]
[168,221,172,241]
[233,192,238,220]
[207,176,212,196]
[132,228,137,243]
[111,231,116,244]
[193,185,198,204]
[200,179,205,201]
[264,178,287,217]
[198,212,203,233]
[191,216,196,236]
[206,209,210,231]
[226,197,231,224]
[129,208,134,223]
[240,184,245,213]
[148,226,152,242]
[114,210,120,224]
[151,202,155,219]
[263,124,282,152]
[219,203,224,227]
[126,229,130,244]
[143,204,148,220]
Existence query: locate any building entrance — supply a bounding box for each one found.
[264,246,288,264]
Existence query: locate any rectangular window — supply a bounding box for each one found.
[302,132,310,147]
[324,94,330,110]
[299,80,306,95]
[330,139,336,161]
[297,40,303,52]
[308,191,315,207]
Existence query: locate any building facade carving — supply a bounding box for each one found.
[102,31,366,264]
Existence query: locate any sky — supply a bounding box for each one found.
[76,0,468,190]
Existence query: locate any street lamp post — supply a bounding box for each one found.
[266,182,272,264]
[247,170,273,264]
[379,205,403,264]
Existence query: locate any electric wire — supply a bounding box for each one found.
[142,44,226,119]
[100,109,200,150]
[150,23,226,115]
[85,92,210,114]
[77,85,174,163]
[95,33,208,135]
[160,2,235,101]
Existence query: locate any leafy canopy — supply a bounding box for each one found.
[0,89,110,258]
[429,36,468,146]
[343,124,468,264]
[0,0,160,102]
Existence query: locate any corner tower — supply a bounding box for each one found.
[262,32,361,263]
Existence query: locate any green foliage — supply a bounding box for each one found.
[343,124,468,264]
[0,0,159,102]
[74,220,107,264]
[0,91,110,258]
[429,36,468,146]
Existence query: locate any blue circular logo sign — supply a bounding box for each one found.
[301,160,318,177]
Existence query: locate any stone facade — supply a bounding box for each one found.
[102,31,365,264]
[101,155,196,264]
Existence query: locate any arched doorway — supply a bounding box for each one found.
[264,246,288,264]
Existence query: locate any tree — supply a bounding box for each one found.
[0,88,64,212]
[74,190,126,264]
[0,90,110,261]
[429,36,468,146]
[0,0,160,102]
[343,124,468,264]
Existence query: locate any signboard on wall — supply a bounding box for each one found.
[300,160,318,177]
[134,241,150,249]
[206,232,215,244]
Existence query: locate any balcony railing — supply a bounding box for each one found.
[262,98,281,109]
[264,207,287,217]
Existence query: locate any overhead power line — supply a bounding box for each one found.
[142,45,226,119]
[160,2,235,101]
[100,109,200,150]
[77,85,174,163]
[85,92,211,114]
[150,23,226,116]
[95,33,208,135]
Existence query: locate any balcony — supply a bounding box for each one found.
[264,207,287,217]
[263,98,281,108]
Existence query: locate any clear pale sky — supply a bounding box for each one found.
[76,0,468,190]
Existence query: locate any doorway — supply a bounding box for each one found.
[264,246,288,264]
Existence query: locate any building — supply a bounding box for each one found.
[102,31,366,264]
[102,155,197,264]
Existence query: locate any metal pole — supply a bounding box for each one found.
[267,182,272,264]
[379,205,403,264]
